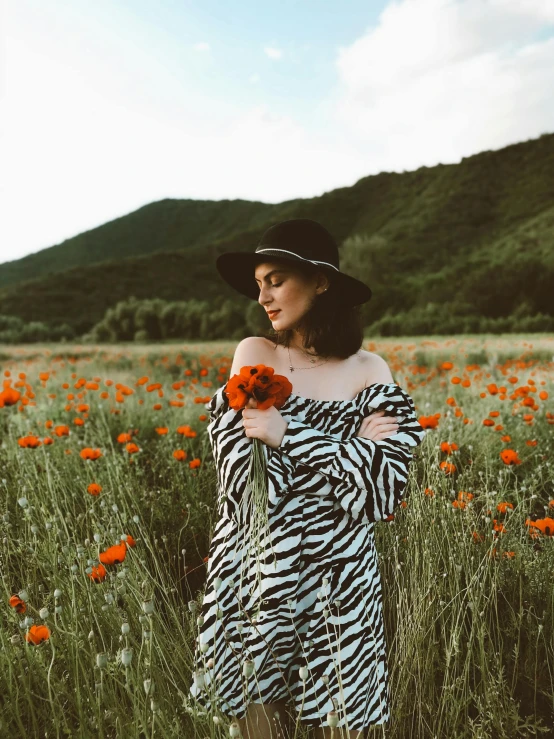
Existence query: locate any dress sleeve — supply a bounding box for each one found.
[204,386,252,520]
[278,387,425,524]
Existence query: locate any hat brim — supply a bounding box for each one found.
[215,251,372,306]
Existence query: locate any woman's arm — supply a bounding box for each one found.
[278,386,425,523]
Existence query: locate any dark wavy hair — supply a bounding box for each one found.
[256,257,365,359]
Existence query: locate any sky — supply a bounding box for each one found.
[1,0,553,264]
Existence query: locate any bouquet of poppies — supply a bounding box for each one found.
[223,364,292,573]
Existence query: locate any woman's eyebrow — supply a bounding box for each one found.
[254,269,287,283]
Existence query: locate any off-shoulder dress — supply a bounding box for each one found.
[189,382,425,732]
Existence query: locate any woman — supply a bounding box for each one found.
[189,219,425,738]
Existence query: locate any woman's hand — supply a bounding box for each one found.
[356,410,401,441]
[242,397,289,449]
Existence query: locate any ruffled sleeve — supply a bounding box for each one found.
[204,385,253,520]
[278,383,425,524]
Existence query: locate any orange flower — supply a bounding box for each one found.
[525,440,537,447]
[117,432,133,443]
[482,419,495,427]
[500,449,521,465]
[87,483,102,496]
[155,427,168,435]
[25,625,51,645]
[487,383,499,395]
[80,448,102,460]
[440,441,458,454]
[99,542,127,565]
[189,458,201,469]
[497,502,514,513]
[439,461,456,475]
[173,449,187,461]
[418,414,440,429]
[492,519,507,534]
[424,487,434,497]
[225,365,293,411]
[125,443,139,454]
[0,383,21,406]
[88,563,107,582]
[54,425,70,437]
[501,435,511,442]
[176,424,197,437]
[441,361,454,370]
[121,534,136,547]
[525,517,554,537]
[9,595,26,613]
[18,435,43,448]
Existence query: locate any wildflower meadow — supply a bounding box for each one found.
[1,335,553,738]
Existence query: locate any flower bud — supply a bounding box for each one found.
[39,607,49,619]
[326,710,339,728]
[121,622,130,635]
[299,666,309,681]
[142,599,155,615]
[96,652,108,669]
[18,589,29,602]
[242,659,255,678]
[121,647,133,667]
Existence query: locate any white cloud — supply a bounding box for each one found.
[193,42,211,52]
[2,0,553,263]
[332,0,554,170]
[264,46,283,59]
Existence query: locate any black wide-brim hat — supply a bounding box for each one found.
[215,218,372,306]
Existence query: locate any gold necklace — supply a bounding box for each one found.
[287,344,329,372]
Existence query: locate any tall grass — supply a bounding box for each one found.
[1,334,553,738]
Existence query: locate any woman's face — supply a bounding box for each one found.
[254,260,328,330]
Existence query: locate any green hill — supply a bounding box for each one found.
[0,132,552,334]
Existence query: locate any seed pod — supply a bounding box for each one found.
[96,653,108,669]
[142,599,155,615]
[242,659,255,678]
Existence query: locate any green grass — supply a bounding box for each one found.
[1,335,553,738]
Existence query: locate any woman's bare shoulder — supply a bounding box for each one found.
[359,350,395,385]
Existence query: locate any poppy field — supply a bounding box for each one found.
[1,335,553,738]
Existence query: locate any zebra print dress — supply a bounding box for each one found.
[189,382,425,732]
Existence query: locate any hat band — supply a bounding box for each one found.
[254,247,340,272]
